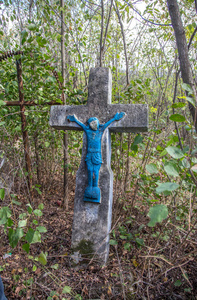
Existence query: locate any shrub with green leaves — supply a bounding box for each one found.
[0,195,47,253]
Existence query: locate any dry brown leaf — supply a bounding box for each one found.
[82,285,88,296]
[163,277,168,282]
[132,259,139,267]
[107,285,112,296]
[35,268,41,275]
[15,286,23,295]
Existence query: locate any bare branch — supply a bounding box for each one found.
[102,0,113,58]
[114,1,129,85]
[123,0,172,27]
[100,0,104,67]
[41,0,88,85]
[188,24,197,50]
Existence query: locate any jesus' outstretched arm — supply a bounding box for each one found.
[67,114,87,131]
[101,112,126,131]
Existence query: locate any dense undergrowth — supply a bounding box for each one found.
[0,120,197,299]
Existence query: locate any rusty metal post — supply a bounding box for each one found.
[60,0,69,210]
[16,59,32,192]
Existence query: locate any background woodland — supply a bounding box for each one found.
[0,0,197,299]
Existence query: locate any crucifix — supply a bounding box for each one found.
[49,67,148,263]
[67,112,125,203]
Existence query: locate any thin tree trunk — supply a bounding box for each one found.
[100,0,104,67]
[99,0,113,66]
[33,131,41,185]
[102,0,113,55]
[114,2,129,85]
[114,1,130,190]
[167,0,197,131]
[16,59,32,193]
[124,134,132,192]
[60,0,69,210]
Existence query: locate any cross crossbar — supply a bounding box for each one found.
[50,68,148,133]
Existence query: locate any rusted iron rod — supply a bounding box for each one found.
[16,59,33,192]
[5,100,61,106]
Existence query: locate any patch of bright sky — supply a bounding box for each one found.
[123,0,147,36]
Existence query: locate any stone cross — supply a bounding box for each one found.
[49,67,148,264]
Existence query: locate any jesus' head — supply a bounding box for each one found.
[87,117,99,131]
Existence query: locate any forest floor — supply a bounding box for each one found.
[0,175,197,300]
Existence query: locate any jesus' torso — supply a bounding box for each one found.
[85,127,103,153]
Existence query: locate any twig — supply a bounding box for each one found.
[102,0,113,60]
[173,220,197,258]
[123,0,172,26]
[189,188,192,231]
[99,0,104,66]
[164,258,194,277]
[172,68,183,151]
[114,1,129,85]
[139,255,173,266]
[41,0,88,85]
[115,246,126,300]
[180,266,193,287]
[34,281,52,295]
[188,24,197,50]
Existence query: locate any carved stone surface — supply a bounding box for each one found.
[49,67,148,264]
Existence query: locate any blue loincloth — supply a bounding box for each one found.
[85,152,102,165]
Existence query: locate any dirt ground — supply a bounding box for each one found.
[0,175,197,300]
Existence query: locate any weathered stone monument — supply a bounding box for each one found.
[49,67,148,263]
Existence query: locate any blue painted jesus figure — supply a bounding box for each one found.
[67,112,125,203]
